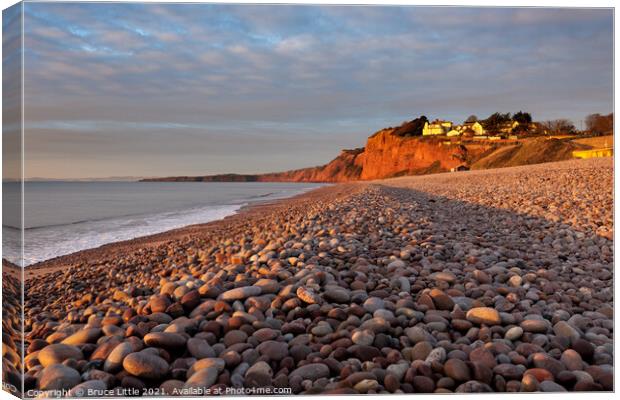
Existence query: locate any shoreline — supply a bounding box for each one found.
[22,182,357,279]
[19,157,612,278]
[18,157,613,394]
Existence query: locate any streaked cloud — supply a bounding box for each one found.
[17,3,613,178]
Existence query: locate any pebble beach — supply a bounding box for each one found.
[7,157,614,396]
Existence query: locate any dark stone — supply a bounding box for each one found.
[571,339,594,361]
[412,376,435,393]
[444,359,470,382]
[469,347,496,369]
[574,381,604,391]
[384,373,400,393]
[455,380,494,392]
[349,345,381,362]
[470,362,493,385]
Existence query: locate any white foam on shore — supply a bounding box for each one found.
[2,182,325,267]
[11,204,243,267]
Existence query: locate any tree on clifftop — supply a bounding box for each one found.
[481,112,511,132]
[585,113,613,135]
[465,115,478,123]
[541,119,576,135]
[512,111,533,134]
[392,115,429,137]
[513,111,532,125]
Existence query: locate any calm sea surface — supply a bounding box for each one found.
[2,181,323,266]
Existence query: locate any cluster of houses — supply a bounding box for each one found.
[422,119,520,138]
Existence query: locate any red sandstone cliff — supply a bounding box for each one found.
[359,129,487,180]
[143,127,495,183]
[143,121,578,183]
[258,148,365,182]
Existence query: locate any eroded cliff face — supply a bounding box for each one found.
[143,130,495,183]
[260,130,493,182]
[257,148,365,182]
[361,129,466,180]
[142,148,365,183]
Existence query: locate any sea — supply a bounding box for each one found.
[2,181,323,266]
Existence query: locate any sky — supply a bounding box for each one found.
[6,3,615,179]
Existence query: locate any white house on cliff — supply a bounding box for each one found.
[422,120,453,136]
[425,120,486,136]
